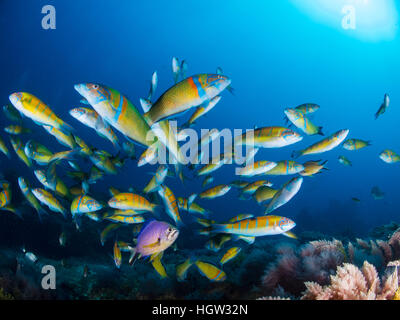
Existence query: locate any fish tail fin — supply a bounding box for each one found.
[188,193,197,208]
[227,85,235,95]
[367,141,372,146]
[37,207,48,223]
[58,121,75,134]
[48,150,76,163]
[197,227,213,236]
[128,247,137,266]
[143,112,154,127]
[2,205,23,219]
[82,180,90,194]
[317,127,324,136]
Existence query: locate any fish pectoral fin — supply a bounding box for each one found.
[283,231,297,239]
[143,238,161,249]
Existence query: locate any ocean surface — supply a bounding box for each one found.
[0,0,399,300]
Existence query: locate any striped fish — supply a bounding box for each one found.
[194,261,226,282]
[201,215,296,237]
[284,108,323,136]
[10,136,32,167]
[236,160,277,177]
[69,107,119,147]
[158,185,182,227]
[235,126,303,148]
[295,103,320,115]
[70,195,103,217]
[104,214,145,224]
[74,83,155,147]
[264,160,304,176]
[142,74,231,126]
[265,177,303,214]
[108,193,156,212]
[199,184,231,199]
[292,129,349,158]
[220,247,241,265]
[9,92,74,132]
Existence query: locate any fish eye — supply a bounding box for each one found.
[93,84,99,89]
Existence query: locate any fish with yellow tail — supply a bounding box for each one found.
[265,177,303,214]
[70,195,103,218]
[235,126,303,149]
[239,180,273,199]
[3,103,23,123]
[253,186,278,204]
[100,224,120,246]
[108,193,156,213]
[18,177,46,221]
[343,139,371,151]
[157,185,183,227]
[299,160,328,177]
[90,151,117,175]
[183,95,221,128]
[292,129,349,158]
[176,257,194,282]
[177,197,209,216]
[198,184,231,200]
[199,215,296,238]
[151,252,168,278]
[0,180,21,218]
[264,160,304,176]
[375,93,389,120]
[338,155,352,167]
[196,158,230,176]
[69,107,119,148]
[4,125,31,135]
[142,74,231,126]
[0,136,10,158]
[220,247,241,266]
[236,160,277,177]
[104,214,145,224]
[42,125,78,149]
[205,234,232,252]
[9,92,74,132]
[113,241,122,269]
[294,103,320,115]
[284,108,323,136]
[379,149,400,164]
[32,188,67,219]
[24,140,53,165]
[34,168,70,200]
[74,83,155,147]
[128,220,179,265]
[139,81,185,165]
[194,261,226,282]
[9,136,32,167]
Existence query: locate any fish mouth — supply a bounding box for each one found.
[9,93,21,105]
[74,84,85,95]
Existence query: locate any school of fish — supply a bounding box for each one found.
[0,57,391,282]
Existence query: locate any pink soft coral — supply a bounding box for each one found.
[301,261,398,300]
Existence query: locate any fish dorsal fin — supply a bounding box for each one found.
[140,98,152,113]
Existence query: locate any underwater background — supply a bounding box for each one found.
[0,0,399,300]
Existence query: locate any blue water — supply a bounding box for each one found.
[0,0,399,299]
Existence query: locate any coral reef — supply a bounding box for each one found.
[301,261,398,300]
[259,228,400,300]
